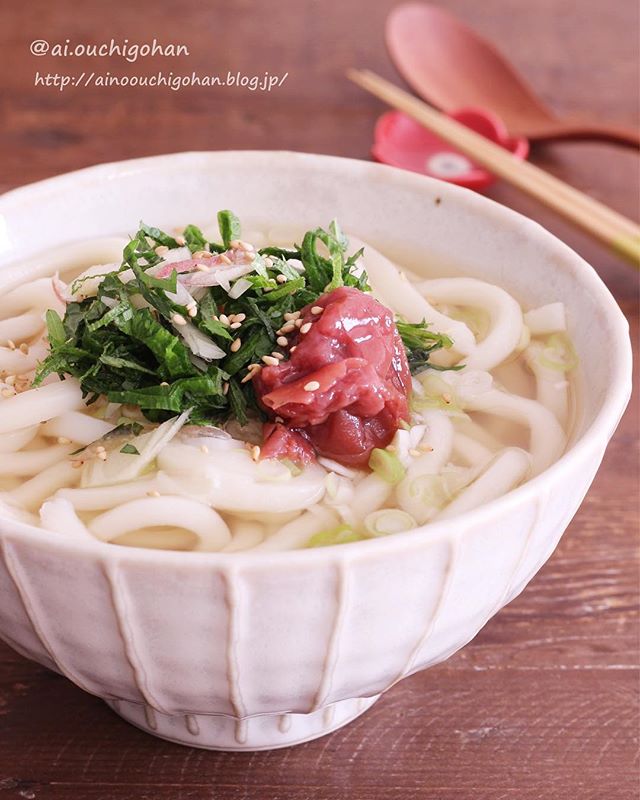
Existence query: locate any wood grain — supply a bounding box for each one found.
[0,0,638,798]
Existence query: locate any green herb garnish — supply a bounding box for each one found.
[34,212,452,427]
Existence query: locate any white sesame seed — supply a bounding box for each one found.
[230,321,242,330]
[146,490,161,497]
[57,436,71,444]
[419,444,434,452]
[171,313,187,326]
[229,239,241,249]
[276,336,288,347]
[5,375,15,386]
[6,340,16,351]
[1,388,15,398]
[195,263,210,272]
[175,235,186,246]
[71,460,83,469]
[230,338,242,353]
[200,444,209,454]
[251,445,261,461]
[187,305,198,318]
[311,306,323,315]
[155,245,169,255]
[300,322,312,334]
[193,250,212,259]
[237,240,255,252]
[19,343,29,355]
[97,450,108,461]
[290,345,297,353]
[409,448,421,457]
[262,355,279,366]
[219,254,232,265]
[304,381,320,392]
[276,274,287,284]
[275,416,284,423]
[160,381,169,387]
[223,382,229,395]
[281,322,296,334]
[442,393,452,405]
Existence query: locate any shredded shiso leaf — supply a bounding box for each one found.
[34,212,452,427]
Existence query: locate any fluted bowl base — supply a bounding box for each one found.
[105,695,380,751]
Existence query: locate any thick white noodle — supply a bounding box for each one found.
[0,341,48,376]
[0,238,129,295]
[0,425,39,453]
[41,412,116,446]
[0,278,65,319]
[349,474,394,522]
[88,496,232,551]
[417,278,523,371]
[9,461,81,511]
[0,497,39,526]
[436,448,531,520]
[452,432,494,467]
[457,387,566,475]
[222,520,265,552]
[524,342,569,427]
[0,443,74,477]
[0,313,44,346]
[395,410,455,524]
[524,302,566,335]
[0,380,84,435]
[254,506,337,551]
[56,474,171,510]
[453,417,503,452]
[158,442,326,513]
[40,498,94,539]
[347,236,476,358]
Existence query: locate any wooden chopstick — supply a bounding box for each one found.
[348,69,640,267]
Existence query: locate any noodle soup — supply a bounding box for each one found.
[0,213,577,552]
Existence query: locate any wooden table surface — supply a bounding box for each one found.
[0,1,638,798]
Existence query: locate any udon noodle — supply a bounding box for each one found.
[0,224,577,552]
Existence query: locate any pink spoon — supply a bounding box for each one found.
[386,3,640,148]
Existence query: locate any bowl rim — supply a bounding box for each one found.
[0,150,632,565]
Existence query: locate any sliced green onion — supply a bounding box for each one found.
[368,447,405,485]
[538,332,578,372]
[306,524,361,548]
[364,509,417,537]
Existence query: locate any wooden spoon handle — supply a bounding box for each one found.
[525,121,640,149]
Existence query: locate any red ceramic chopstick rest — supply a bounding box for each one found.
[372,107,529,192]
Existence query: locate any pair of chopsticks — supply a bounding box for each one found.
[348,69,640,267]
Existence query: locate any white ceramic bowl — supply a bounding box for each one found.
[0,152,631,750]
